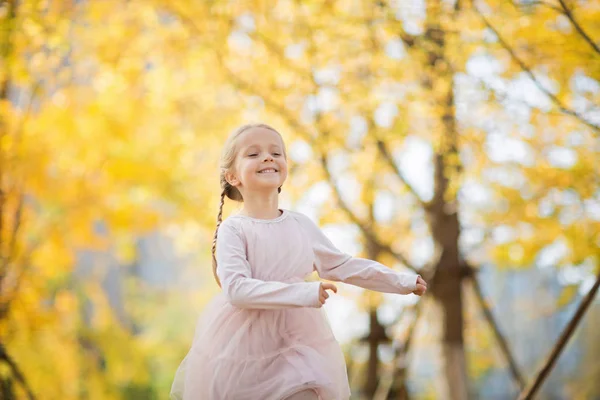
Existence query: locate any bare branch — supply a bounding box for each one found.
[375,138,428,206]
[359,11,428,207]
[518,264,600,400]
[0,344,36,400]
[510,0,563,13]
[5,192,23,268]
[557,0,600,56]
[317,154,418,272]
[470,0,600,133]
[0,235,39,320]
[469,271,525,390]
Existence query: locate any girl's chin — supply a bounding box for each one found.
[245,177,285,190]
[252,185,283,192]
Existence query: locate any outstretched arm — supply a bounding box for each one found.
[298,214,421,295]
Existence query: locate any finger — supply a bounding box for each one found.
[324,292,329,299]
[325,283,338,293]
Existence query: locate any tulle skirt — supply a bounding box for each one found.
[170,293,351,400]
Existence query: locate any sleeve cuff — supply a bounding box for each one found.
[401,273,419,293]
[307,281,322,308]
[411,274,420,292]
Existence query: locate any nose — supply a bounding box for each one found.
[263,153,273,162]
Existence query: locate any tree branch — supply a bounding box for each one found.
[557,0,600,56]
[469,271,525,390]
[375,137,428,206]
[0,344,36,400]
[360,9,428,208]
[3,191,23,272]
[510,0,563,13]
[318,154,418,272]
[518,264,600,400]
[470,0,600,133]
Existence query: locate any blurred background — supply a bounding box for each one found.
[1,0,599,399]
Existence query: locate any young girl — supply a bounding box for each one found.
[171,123,427,400]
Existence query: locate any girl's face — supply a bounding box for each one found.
[226,127,288,195]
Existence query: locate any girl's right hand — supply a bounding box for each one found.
[319,282,338,306]
[413,275,428,296]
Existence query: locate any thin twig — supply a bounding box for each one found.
[518,264,600,400]
[4,192,23,271]
[470,0,600,133]
[510,0,563,13]
[557,0,600,56]
[0,344,36,400]
[318,154,418,272]
[469,272,525,390]
[375,138,428,206]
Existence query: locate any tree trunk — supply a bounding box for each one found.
[363,308,390,397]
[362,240,391,397]
[423,1,468,398]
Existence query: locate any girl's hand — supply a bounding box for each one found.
[319,282,338,306]
[413,276,427,296]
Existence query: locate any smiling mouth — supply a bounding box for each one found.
[258,168,278,174]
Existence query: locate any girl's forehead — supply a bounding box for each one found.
[237,127,283,148]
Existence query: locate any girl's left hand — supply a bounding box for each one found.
[413,275,427,296]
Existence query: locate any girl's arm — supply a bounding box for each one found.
[298,214,418,294]
[216,222,322,309]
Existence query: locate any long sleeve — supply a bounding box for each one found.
[215,221,322,309]
[297,214,418,295]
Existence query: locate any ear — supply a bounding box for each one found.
[225,170,240,187]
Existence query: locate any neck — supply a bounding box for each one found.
[239,190,281,219]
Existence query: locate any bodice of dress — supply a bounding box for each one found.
[235,211,315,283]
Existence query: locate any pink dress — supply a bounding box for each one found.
[170,209,418,400]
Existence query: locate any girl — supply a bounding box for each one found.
[171,123,427,400]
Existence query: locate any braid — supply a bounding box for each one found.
[212,189,226,287]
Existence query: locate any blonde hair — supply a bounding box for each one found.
[211,123,287,286]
